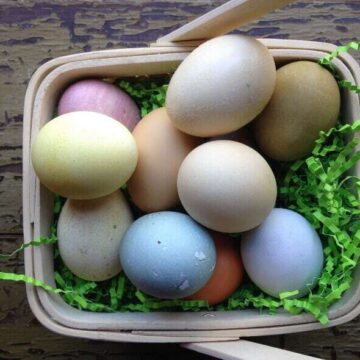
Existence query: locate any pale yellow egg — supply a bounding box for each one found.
[31,111,138,199]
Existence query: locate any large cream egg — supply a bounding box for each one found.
[58,190,133,281]
[253,61,341,161]
[128,107,202,212]
[177,140,277,233]
[166,35,276,137]
[31,111,138,199]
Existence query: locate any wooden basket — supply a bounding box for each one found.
[23,0,360,355]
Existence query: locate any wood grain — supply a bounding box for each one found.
[0,1,360,359]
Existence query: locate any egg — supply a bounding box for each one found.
[253,61,341,161]
[31,111,138,200]
[58,79,140,130]
[241,208,324,299]
[128,107,202,212]
[57,190,133,281]
[186,232,244,305]
[177,140,277,233]
[119,211,216,299]
[166,35,276,137]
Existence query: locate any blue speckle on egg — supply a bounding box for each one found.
[119,211,216,299]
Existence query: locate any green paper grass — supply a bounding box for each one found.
[319,40,360,94]
[117,77,169,117]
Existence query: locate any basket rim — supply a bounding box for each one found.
[23,39,360,342]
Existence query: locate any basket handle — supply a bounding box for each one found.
[156,0,295,44]
[182,340,323,360]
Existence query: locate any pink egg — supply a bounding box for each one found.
[58,79,140,130]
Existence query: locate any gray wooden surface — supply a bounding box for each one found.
[0,1,359,359]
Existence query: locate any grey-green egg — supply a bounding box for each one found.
[57,190,133,281]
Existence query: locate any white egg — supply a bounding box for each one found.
[58,190,133,281]
[177,140,277,233]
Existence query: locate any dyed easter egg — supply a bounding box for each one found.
[187,232,244,305]
[241,208,324,298]
[119,211,216,299]
[166,35,276,137]
[58,191,133,281]
[177,140,277,233]
[253,61,340,161]
[31,111,138,199]
[128,107,201,212]
[58,79,140,130]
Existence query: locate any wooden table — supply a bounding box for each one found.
[0,1,359,359]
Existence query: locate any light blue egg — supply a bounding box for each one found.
[119,211,216,299]
[241,208,324,299]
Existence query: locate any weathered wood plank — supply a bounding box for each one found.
[281,320,360,360]
[0,1,360,359]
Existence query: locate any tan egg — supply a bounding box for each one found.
[57,190,133,281]
[166,35,276,137]
[31,111,138,199]
[177,140,277,233]
[128,107,202,212]
[253,61,341,161]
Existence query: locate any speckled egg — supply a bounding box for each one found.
[119,211,216,299]
[31,111,138,200]
[57,190,133,281]
[241,208,324,299]
[58,79,140,130]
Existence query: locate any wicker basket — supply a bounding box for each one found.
[23,0,360,357]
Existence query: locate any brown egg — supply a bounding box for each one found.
[186,232,244,305]
[128,107,202,212]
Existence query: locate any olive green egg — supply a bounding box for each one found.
[253,61,340,161]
